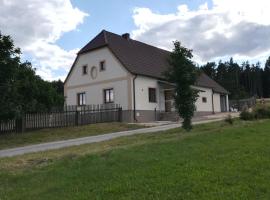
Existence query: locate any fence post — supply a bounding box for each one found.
[15,115,25,133]
[118,107,122,122]
[75,111,79,126]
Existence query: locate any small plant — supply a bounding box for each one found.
[225,115,234,124]
[240,110,255,121]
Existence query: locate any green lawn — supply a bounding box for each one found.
[1,120,270,199]
[0,123,144,150]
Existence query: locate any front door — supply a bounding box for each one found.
[164,90,174,112]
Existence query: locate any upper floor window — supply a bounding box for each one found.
[104,88,114,103]
[148,88,157,103]
[82,65,88,75]
[202,97,207,103]
[77,92,86,106]
[100,61,106,71]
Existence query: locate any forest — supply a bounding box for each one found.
[200,57,270,99]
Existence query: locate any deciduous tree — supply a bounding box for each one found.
[165,41,199,131]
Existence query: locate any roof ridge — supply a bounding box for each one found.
[102,30,171,54]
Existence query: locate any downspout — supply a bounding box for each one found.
[133,75,138,122]
[212,89,215,114]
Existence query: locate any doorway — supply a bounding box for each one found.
[164,90,174,112]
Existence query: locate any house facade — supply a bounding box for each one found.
[64,30,229,122]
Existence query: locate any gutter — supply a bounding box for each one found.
[212,89,215,114]
[133,75,138,122]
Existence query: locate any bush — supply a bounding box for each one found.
[240,105,270,121]
[254,105,270,119]
[225,115,234,124]
[240,110,255,121]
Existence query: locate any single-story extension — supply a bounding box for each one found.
[64,30,229,122]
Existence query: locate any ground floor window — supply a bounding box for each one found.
[77,92,86,106]
[149,88,157,103]
[104,88,114,103]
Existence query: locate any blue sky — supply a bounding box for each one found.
[0,0,269,80]
[57,0,212,51]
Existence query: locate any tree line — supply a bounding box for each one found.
[0,33,64,120]
[201,57,270,99]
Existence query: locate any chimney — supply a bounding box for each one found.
[122,33,130,40]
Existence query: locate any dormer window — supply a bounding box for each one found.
[100,61,106,71]
[82,65,88,75]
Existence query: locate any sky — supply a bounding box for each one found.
[0,0,270,81]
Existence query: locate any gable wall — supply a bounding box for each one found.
[64,47,132,110]
[65,47,129,87]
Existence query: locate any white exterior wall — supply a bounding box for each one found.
[193,86,214,112]
[66,47,128,88]
[213,93,221,112]
[133,78,224,113]
[66,79,130,109]
[135,76,162,111]
[65,47,132,110]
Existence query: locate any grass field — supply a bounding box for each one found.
[0,123,144,150]
[0,119,270,199]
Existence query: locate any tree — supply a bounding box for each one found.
[201,62,216,80]
[0,32,64,120]
[262,56,270,98]
[0,33,22,119]
[165,41,199,131]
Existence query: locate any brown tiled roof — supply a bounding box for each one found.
[195,72,229,94]
[68,30,229,94]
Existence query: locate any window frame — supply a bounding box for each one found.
[82,65,88,75]
[99,60,106,71]
[77,92,86,106]
[148,88,157,103]
[103,88,114,104]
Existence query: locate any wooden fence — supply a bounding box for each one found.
[0,104,122,134]
[229,96,256,111]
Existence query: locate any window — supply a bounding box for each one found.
[104,88,114,103]
[148,88,157,103]
[100,61,106,71]
[82,65,88,75]
[77,92,86,106]
[202,97,207,103]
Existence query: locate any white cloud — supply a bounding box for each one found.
[0,0,88,80]
[132,0,270,64]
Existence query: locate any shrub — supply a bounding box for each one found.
[254,105,270,119]
[225,115,234,124]
[240,110,255,121]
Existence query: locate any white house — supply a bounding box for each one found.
[64,30,229,122]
